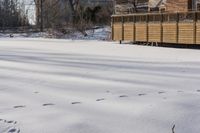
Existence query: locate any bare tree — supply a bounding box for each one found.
[0,0,29,30]
[33,0,113,36]
[68,0,79,24]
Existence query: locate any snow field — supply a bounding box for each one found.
[0,38,200,133]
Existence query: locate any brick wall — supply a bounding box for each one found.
[165,0,189,12]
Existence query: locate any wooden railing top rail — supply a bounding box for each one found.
[112,11,200,17]
[112,11,200,23]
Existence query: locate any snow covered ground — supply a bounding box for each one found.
[0,38,200,133]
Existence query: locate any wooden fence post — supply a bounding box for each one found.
[122,16,124,41]
[111,17,114,41]
[176,13,179,44]
[194,12,197,44]
[161,13,163,44]
[146,14,149,43]
[133,15,136,43]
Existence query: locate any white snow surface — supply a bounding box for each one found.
[0,38,200,133]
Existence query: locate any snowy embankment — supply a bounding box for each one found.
[0,27,111,41]
[0,39,200,133]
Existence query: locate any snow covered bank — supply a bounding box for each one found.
[0,27,111,41]
[0,39,200,133]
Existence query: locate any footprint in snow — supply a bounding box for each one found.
[96,98,105,102]
[13,105,26,109]
[119,95,128,98]
[34,91,39,94]
[0,119,17,125]
[197,90,200,92]
[158,91,165,94]
[138,93,146,96]
[71,102,81,105]
[43,103,55,106]
[8,127,20,133]
[177,90,184,93]
[7,121,17,124]
[0,119,20,133]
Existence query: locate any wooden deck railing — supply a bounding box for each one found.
[111,11,200,45]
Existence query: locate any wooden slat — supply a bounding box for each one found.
[112,12,200,45]
[162,23,177,43]
[196,23,200,44]
[135,23,147,42]
[123,23,134,41]
[113,23,123,41]
[178,23,194,44]
[148,23,161,42]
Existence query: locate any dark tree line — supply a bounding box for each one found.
[35,0,113,27]
[33,0,113,34]
[68,0,113,25]
[0,0,112,33]
[67,0,113,35]
[0,0,29,28]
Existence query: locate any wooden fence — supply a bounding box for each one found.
[111,11,200,45]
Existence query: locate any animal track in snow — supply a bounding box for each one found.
[13,105,26,109]
[138,93,146,96]
[71,102,81,105]
[158,91,165,94]
[96,98,105,101]
[0,119,20,133]
[0,119,17,125]
[8,127,20,133]
[177,90,184,93]
[197,90,200,92]
[7,121,17,124]
[43,103,55,106]
[119,95,128,98]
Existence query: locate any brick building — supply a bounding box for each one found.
[115,0,148,14]
[149,0,200,12]
[115,0,200,14]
